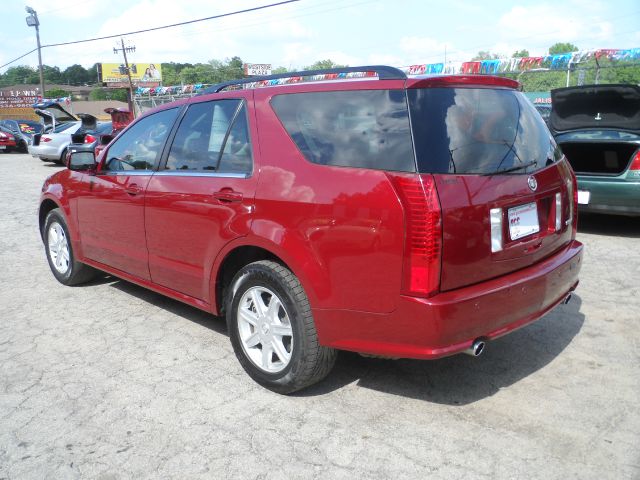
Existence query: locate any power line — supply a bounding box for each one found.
[43,0,300,48]
[0,0,300,70]
[0,48,39,70]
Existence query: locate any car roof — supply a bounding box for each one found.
[134,66,521,121]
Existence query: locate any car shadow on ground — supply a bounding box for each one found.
[107,277,228,335]
[299,295,585,404]
[578,212,640,238]
[101,277,584,404]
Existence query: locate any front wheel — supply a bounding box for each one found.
[226,260,337,394]
[43,208,96,285]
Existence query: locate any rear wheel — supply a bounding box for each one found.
[56,148,68,165]
[226,260,337,394]
[43,208,96,285]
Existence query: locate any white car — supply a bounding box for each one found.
[28,122,81,163]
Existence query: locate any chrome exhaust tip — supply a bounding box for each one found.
[562,293,572,305]
[464,339,486,357]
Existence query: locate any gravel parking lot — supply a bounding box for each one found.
[1,153,639,479]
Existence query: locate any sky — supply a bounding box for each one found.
[1,0,639,76]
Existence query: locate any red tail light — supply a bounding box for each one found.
[629,150,640,171]
[571,172,578,233]
[387,173,442,298]
[84,134,96,144]
[41,136,52,142]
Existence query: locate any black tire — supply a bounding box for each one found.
[55,148,68,165]
[226,260,337,394]
[43,208,96,286]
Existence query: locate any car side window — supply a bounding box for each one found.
[217,103,253,174]
[103,108,178,172]
[165,99,253,174]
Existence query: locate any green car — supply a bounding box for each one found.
[550,84,640,217]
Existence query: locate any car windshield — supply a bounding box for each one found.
[408,88,561,174]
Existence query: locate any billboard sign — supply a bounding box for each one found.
[100,63,162,85]
[244,63,272,76]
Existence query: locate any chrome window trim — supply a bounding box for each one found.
[153,171,250,179]
[97,170,154,176]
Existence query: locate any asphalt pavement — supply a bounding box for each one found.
[1,153,638,479]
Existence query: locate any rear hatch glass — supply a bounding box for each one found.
[550,84,640,133]
[408,87,560,175]
[408,87,572,291]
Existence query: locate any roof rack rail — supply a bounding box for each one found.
[200,65,406,94]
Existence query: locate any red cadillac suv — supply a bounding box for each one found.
[39,66,583,393]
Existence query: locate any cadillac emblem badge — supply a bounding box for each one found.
[527,176,538,192]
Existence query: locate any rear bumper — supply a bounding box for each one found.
[28,144,64,160]
[577,176,640,216]
[315,240,583,359]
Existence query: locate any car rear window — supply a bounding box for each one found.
[53,122,78,133]
[97,122,113,134]
[271,90,415,172]
[408,88,560,175]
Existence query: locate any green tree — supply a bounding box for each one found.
[160,63,181,85]
[1,65,39,85]
[179,63,215,84]
[304,59,346,70]
[89,63,101,84]
[548,43,579,55]
[272,66,289,74]
[42,65,62,84]
[89,87,128,102]
[512,49,530,58]
[472,51,500,61]
[62,64,91,85]
[44,88,71,99]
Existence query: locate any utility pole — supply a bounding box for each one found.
[25,6,45,100]
[113,39,136,117]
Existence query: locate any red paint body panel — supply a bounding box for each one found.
[252,87,406,313]
[77,173,152,279]
[435,159,575,291]
[314,240,582,358]
[145,174,257,301]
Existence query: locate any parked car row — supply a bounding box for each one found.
[0,119,43,152]
[23,103,133,164]
[0,125,18,152]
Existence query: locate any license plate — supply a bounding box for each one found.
[508,202,540,241]
[577,190,590,205]
[0,146,5,150]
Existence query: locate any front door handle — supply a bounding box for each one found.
[125,183,142,196]
[213,188,243,203]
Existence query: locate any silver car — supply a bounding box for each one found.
[28,122,81,163]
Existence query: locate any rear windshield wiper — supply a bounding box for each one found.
[484,160,538,176]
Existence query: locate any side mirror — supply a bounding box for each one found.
[68,151,96,172]
[100,134,114,145]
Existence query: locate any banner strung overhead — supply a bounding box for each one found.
[404,47,640,76]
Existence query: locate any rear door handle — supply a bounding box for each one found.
[213,189,243,203]
[125,183,142,196]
